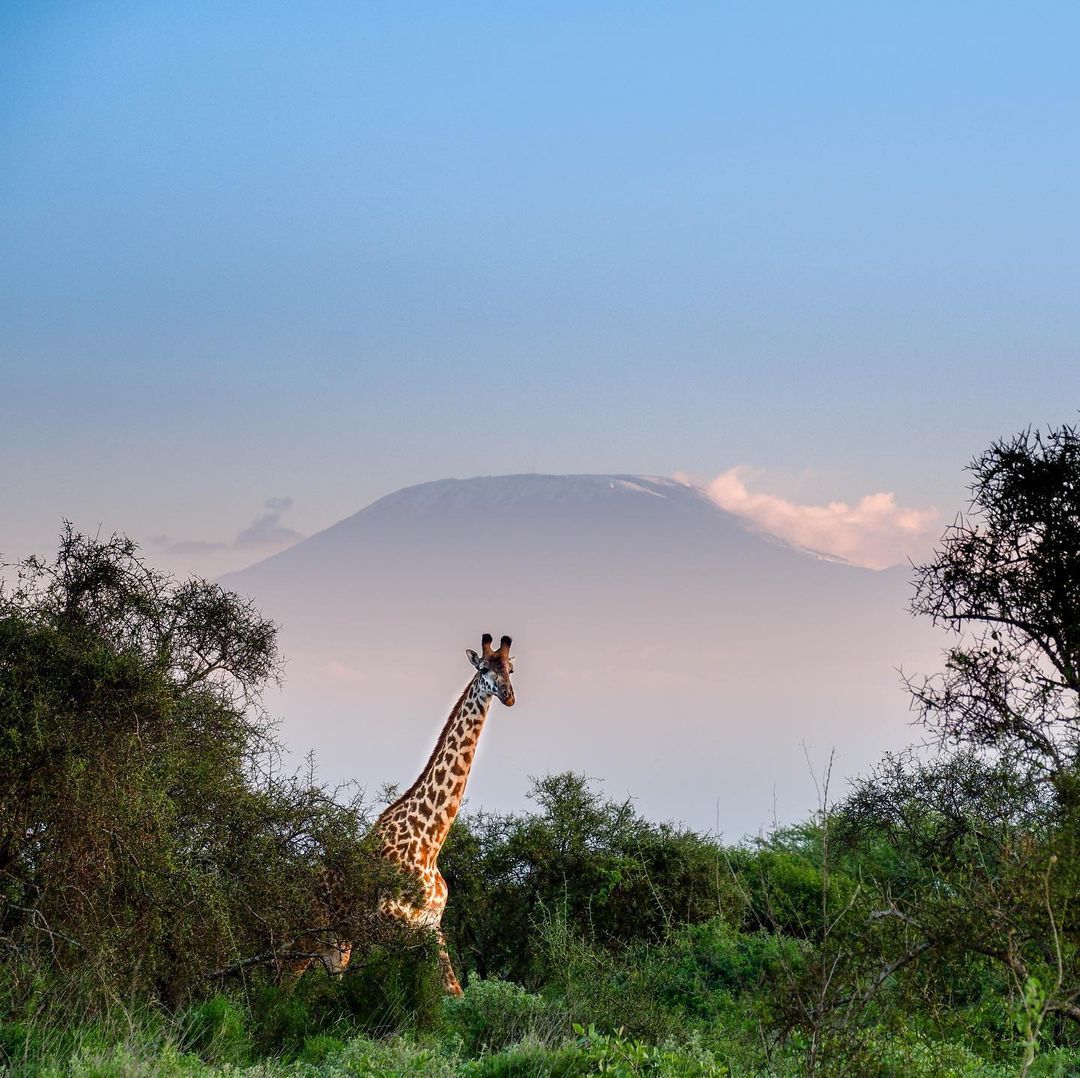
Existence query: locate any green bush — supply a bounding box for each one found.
[178,993,252,1063]
[443,977,567,1057]
[651,917,807,1022]
[440,773,740,986]
[339,940,446,1037]
[0,528,398,1014]
[533,910,681,1047]
[332,1033,462,1076]
[249,984,323,1058]
[843,1027,1016,1077]
[299,1032,347,1064]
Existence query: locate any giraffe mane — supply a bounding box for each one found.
[382,675,478,814]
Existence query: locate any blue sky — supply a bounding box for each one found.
[4,2,1080,571]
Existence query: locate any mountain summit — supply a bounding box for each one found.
[224,474,935,834]
[241,474,742,558]
[228,472,827,591]
[344,473,712,515]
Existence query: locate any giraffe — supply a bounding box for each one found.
[278,630,514,993]
[369,630,516,993]
[370,632,515,995]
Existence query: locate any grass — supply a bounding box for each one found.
[8,972,1080,1077]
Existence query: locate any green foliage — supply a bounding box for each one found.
[532,906,682,1046]
[443,977,567,1056]
[738,842,858,940]
[0,527,399,1013]
[299,1033,347,1063]
[0,1020,41,1068]
[835,1027,1012,1077]
[249,983,330,1057]
[338,941,446,1036]
[441,772,744,986]
[178,994,252,1064]
[462,1024,721,1076]
[651,917,807,1021]
[330,1036,461,1077]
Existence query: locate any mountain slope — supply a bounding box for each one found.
[223,474,937,834]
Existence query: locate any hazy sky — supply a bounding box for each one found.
[4,2,1080,570]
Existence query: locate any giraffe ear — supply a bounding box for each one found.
[466,649,482,669]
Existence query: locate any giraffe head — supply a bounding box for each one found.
[466,633,516,707]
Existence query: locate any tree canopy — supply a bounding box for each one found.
[0,526,396,1008]
[909,423,1080,768]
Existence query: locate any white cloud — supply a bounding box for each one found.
[693,466,939,570]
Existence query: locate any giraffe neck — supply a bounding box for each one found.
[390,675,494,854]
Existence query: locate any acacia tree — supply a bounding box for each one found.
[908,424,1080,770]
[820,425,1080,1067]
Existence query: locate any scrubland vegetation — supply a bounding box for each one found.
[4,425,1080,1075]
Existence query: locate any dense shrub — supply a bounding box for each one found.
[440,772,745,986]
[337,939,446,1036]
[0,528,402,1012]
[178,994,252,1064]
[443,977,567,1056]
[651,917,807,1021]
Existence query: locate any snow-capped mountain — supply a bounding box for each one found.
[222,475,939,835]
